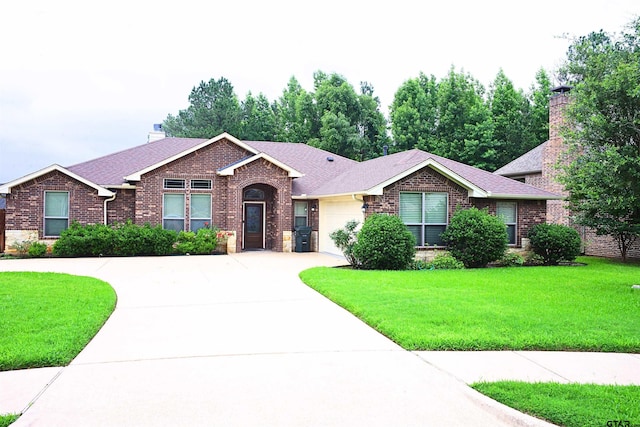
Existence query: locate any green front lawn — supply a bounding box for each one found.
[472,382,640,427]
[300,257,640,352]
[0,272,117,371]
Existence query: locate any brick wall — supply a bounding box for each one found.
[5,170,104,240]
[364,166,546,248]
[107,188,136,224]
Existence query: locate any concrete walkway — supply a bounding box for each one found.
[0,253,637,426]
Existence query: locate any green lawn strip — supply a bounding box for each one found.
[472,381,640,427]
[0,414,19,427]
[299,257,640,351]
[0,272,117,371]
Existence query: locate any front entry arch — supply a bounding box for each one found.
[243,202,265,250]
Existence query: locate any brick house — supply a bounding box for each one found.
[494,86,640,259]
[0,132,559,256]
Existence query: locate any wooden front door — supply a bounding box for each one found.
[243,202,264,250]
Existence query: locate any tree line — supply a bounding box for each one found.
[163,68,552,171]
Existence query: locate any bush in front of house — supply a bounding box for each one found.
[494,252,525,267]
[527,223,582,265]
[329,219,360,267]
[441,207,508,268]
[53,221,176,257]
[174,227,219,255]
[27,242,48,258]
[352,214,416,270]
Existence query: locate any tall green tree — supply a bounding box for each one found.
[273,76,317,143]
[240,92,277,141]
[356,81,390,159]
[527,68,552,149]
[163,77,241,138]
[488,69,531,169]
[558,18,640,261]
[389,73,438,153]
[433,68,495,169]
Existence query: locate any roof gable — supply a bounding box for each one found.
[0,164,114,197]
[217,152,304,177]
[124,133,259,181]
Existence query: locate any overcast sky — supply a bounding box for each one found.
[1,0,638,184]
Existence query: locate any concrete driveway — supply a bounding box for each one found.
[1,252,552,426]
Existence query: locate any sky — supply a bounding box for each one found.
[1,0,638,184]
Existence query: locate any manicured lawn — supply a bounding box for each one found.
[472,381,640,427]
[0,272,117,371]
[299,257,640,351]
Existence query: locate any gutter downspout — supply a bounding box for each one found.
[104,193,116,225]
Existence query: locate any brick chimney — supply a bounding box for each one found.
[542,85,572,225]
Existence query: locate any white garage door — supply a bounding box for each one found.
[318,197,364,256]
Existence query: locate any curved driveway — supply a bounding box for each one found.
[1,253,552,426]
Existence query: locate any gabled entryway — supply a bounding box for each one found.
[242,185,276,251]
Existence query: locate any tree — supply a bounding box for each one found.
[163,77,241,138]
[558,18,640,261]
[488,69,532,170]
[527,68,552,149]
[433,68,495,169]
[273,76,317,143]
[240,92,277,141]
[390,73,438,153]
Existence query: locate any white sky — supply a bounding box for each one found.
[1,0,638,183]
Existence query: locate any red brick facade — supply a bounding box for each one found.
[363,166,547,248]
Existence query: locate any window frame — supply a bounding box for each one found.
[399,191,448,247]
[497,201,518,245]
[190,179,212,190]
[43,191,70,237]
[163,178,186,190]
[190,193,212,232]
[294,201,308,228]
[163,193,186,232]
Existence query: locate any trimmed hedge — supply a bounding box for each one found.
[53,221,176,257]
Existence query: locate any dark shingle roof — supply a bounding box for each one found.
[68,137,207,186]
[494,141,547,176]
[64,135,558,200]
[312,149,559,199]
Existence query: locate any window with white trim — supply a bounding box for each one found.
[497,202,517,245]
[191,179,212,190]
[44,191,69,237]
[400,192,448,246]
[163,193,185,231]
[164,179,185,189]
[294,201,308,227]
[190,194,212,232]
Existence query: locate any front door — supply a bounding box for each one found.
[243,202,264,250]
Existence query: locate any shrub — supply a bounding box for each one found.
[174,227,219,255]
[27,242,48,258]
[430,252,465,270]
[441,207,508,268]
[53,221,176,257]
[9,240,33,256]
[527,223,582,265]
[495,252,525,267]
[352,214,416,270]
[329,219,360,267]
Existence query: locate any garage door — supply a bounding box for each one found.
[318,197,364,256]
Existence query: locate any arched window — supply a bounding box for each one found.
[244,188,265,201]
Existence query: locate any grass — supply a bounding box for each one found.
[0,272,117,371]
[472,382,640,427]
[299,257,640,352]
[0,415,18,427]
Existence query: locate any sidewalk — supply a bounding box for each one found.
[1,253,637,426]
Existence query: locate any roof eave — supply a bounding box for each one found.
[0,164,114,197]
[486,192,565,200]
[217,152,304,178]
[366,159,489,198]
